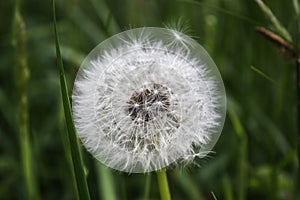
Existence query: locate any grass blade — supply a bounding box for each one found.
[97,163,117,200]
[88,0,121,35]
[143,173,151,200]
[255,0,292,42]
[12,2,39,199]
[68,6,106,44]
[52,1,91,199]
[250,65,277,85]
[211,192,218,200]
[228,99,248,200]
[178,0,258,25]
[173,170,204,200]
[293,0,300,15]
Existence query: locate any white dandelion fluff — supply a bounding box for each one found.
[72,27,226,173]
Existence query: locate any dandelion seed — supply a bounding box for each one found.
[72,27,226,173]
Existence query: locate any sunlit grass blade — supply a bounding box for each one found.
[293,0,300,15]
[59,45,85,66]
[12,2,39,200]
[52,1,91,199]
[178,0,259,25]
[250,65,277,85]
[211,192,218,200]
[255,0,292,42]
[222,174,234,200]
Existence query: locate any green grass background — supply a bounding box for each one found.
[0,0,299,199]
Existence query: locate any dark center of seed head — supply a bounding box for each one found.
[127,83,171,122]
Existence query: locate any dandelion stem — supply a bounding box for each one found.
[156,169,171,200]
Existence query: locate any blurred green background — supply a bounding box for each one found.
[0,0,299,199]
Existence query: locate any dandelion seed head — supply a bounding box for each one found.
[72,27,226,173]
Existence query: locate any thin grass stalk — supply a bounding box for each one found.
[12,2,39,199]
[85,154,101,200]
[179,0,258,25]
[296,55,300,199]
[228,107,247,200]
[295,10,300,196]
[87,0,121,36]
[211,192,217,200]
[156,169,171,200]
[52,1,91,199]
[255,0,292,42]
[250,66,276,85]
[173,169,203,200]
[255,4,299,196]
[294,2,300,197]
[293,0,300,15]
[222,175,234,200]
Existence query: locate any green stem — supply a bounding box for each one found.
[295,2,300,197]
[228,104,247,200]
[296,50,300,198]
[255,0,292,42]
[13,3,39,200]
[156,169,171,200]
[143,173,151,200]
[98,163,116,200]
[53,1,91,199]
